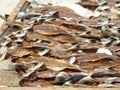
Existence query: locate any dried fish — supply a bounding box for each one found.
[78,76,97,85]
[66,43,79,51]
[50,49,73,59]
[69,72,87,82]
[15,30,27,38]
[7,48,31,57]
[34,24,67,35]
[91,69,113,78]
[25,31,54,42]
[61,22,86,31]
[77,53,113,63]
[54,72,71,84]
[45,59,80,71]
[115,1,120,8]
[23,22,35,30]
[101,38,112,45]
[43,10,58,18]
[38,49,50,56]
[80,61,116,73]
[22,41,50,49]
[52,34,76,43]
[105,77,120,84]
[59,2,100,18]
[96,48,113,55]
[23,62,44,77]
[35,70,57,79]
[38,6,80,19]
[28,15,41,20]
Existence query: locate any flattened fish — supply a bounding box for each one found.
[34,24,67,35]
[77,53,114,63]
[37,6,80,19]
[35,70,57,79]
[7,48,31,57]
[25,31,54,42]
[45,59,80,71]
[22,41,50,49]
[52,34,76,43]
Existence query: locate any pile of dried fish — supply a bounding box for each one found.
[0,0,120,87]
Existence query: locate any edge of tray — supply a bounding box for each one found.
[0,0,26,36]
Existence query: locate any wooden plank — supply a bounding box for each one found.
[0,87,119,90]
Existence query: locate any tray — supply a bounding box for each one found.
[0,0,120,89]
